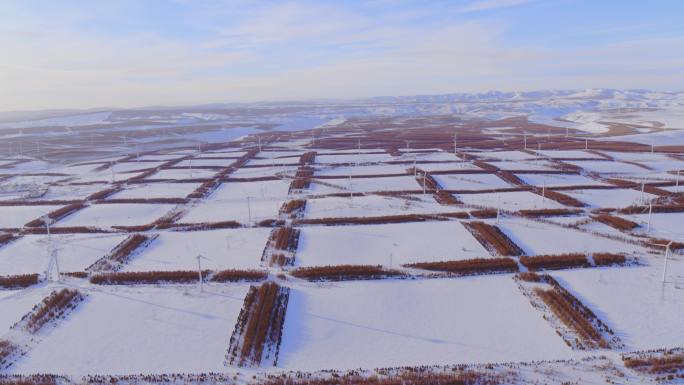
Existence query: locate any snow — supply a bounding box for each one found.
[516,173,607,187]
[9,285,248,375]
[431,173,512,190]
[315,153,393,164]
[55,203,176,228]
[296,221,492,267]
[180,180,290,224]
[109,182,200,199]
[0,234,128,275]
[0,286,55,333]
[304,194,464,219]
[197,151,246,159]
[563,188,656,208]
[175,159,235,168]
[278,277,573,371]
[247,157,300,166]
[309,176,419,194]
[554,259,684,350]
[147,168,218,180]
[626,212,684,242]
[0,205,62,229]
[497,217,646,255]
[457,191,564,211]
[490,160,558,171]
[565,160,650,174]
[123,228,270,271]
[467,150,536,161]
[230,166,297,178]
[314,164,410,177]
[535,150,604,159]
[394,152,460,162]
[418,162,482,172]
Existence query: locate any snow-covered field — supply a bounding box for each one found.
[304,194,464,219]
[432,173,512,190]
[123,228,270,271]
[516,173,607,187]
[0,234,127,275]
[55,203,176,228]
[0,205,62,228]
[457,190,564,210]
[309,176,419,194]
[3,92,684,381]
[278,277,573,370]
[296,221,491,266]
[9,284,249,375]
[497,217,646,255]
[109,182,200,199]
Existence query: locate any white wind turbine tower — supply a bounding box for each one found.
[652,240,674,284]
[196,254,211,292]
[42,215,60,282]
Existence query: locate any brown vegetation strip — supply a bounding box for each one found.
[518,208,583,217]
[592,214,639,231]
[227,282,289,367]
[463,222,524,256]
[279,199,306,217]
[520,254,590,271]
[0,340,18,367]
[87,234,154,272]
[24,202,86,227]
[623,349,684,376]
[23,289,84,334]
[593,253,627,266]
[405,258,518,275]
[299,151,316,166]
[0,274,40,289]
[210,269,268,283]
[90,269,267,285]
[290,265,406,281]
[259,370,504,385]
[295,212,468,226]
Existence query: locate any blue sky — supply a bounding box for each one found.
[1,0,683,110]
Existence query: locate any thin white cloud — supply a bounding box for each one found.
[458,0,535,13]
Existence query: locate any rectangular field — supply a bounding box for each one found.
[296,221,492,266]
[277,277,573,371]
[9,285,249,375]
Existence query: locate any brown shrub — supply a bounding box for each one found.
[593,214,639,231]
[299,151,317,165]
[434,190,461,205]
[520,253,590,271]
[623,351,684,374]
[295,212,468,226]
[517,271,543,282]
[0,274,40,289]
[470,209,497,218]
[270,227,300,251]
[24,289,83,334]
[0,340,17,366]
[210,269,268,282]
[0,233,17,246]
[259,370,503,385]
[24,202,86,227]
[227,282,289,366]
[497,171,526,186]
[280,199,306,215]
[519,208,582,217]
[290,265,406,281]
[86,187,120,201]
[536,189,585,207]
[88,234,153,272]
[464,222,524,256]
[90,270,208,284]
[592,253,626,266]
[534,287,608,349]
[405,258,518,275]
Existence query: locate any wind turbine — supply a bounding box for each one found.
[653,241,674,284]
[196,254,211,292]
[42,215,59,282]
